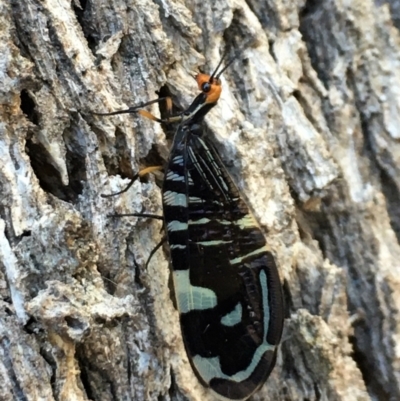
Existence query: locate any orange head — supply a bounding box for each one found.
[195,73,222,104]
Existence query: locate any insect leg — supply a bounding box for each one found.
[101,165,163,198]
[108,213,163,220]
[145,236,167,269]
[108,215,166,268]
[93,97,181,124]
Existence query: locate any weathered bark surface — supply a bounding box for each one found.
[1,0,400,400]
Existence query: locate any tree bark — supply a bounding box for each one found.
[1,0,400,400]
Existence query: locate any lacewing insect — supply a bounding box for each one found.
[96,50,284,400]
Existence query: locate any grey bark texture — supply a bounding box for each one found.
[1,0,400,400]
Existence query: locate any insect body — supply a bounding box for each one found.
[97,53,284,400]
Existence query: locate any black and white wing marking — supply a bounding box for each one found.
[162,125,284,400]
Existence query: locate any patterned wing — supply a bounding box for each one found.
[162,124,284,400]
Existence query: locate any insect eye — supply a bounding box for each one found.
[202,82,211,93]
